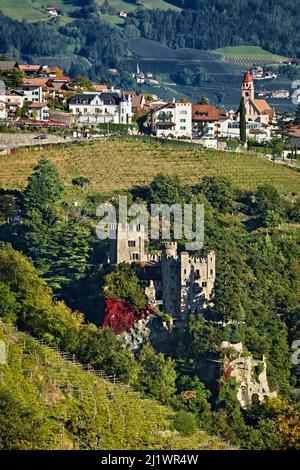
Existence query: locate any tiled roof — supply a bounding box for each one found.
[93,84,108,92]
[250,99,272,114]
[23,78,50,87]
[28,102,48,108]
[132,95,145,108]
[70,91,126,106]
[0,61,18,70]
[51,76,70,82]
[19,65,41,71]
[192,105,221,121]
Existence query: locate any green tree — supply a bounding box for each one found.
[176,375,212,429]
[138,344,177,403]
[0,194,17,222]
[0,282,19,323]
[295,105,300,126]
[23,158,63,213]
[148,174,188,206]
[271,137,285,159]
[239,97,247,144]
[272,113,293,141]
[0,68,24,89]
[217,377,241,420]
[254,185,282,224]
[173,410,197,436]
[195,176,236,213]
[78,325,138,383]
[198,96,210,105]
[104,263,147,310]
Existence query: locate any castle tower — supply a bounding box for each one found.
[161,242,180,318]
[179,250,216,320]
[109,223,148,267]
[241,71,254,101]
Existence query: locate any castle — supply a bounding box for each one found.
[109,223,215,320]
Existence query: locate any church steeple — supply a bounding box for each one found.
[241,70,254,100]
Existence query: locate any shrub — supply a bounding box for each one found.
[173,410,197,436]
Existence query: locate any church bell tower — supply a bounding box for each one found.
[241,70,254,100]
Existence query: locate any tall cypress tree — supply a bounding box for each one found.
[239,97,247,144]
[295,105,300,126]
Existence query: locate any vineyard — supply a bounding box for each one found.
[0,320,231,450]
[211,46,287,66]
[0,138,299,201]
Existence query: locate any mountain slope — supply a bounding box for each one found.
[0,320,231,450]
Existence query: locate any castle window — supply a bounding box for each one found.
[210,269,213,275]
[132,253,139,260]
[195,269,200,279]
[184,269,187,275]
[128,240,136,247]
[202,281,207,288]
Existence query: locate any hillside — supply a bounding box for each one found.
[0,319,230,450]
[126,38,294,108]
[0,0,180,22]
[0,138,299,199]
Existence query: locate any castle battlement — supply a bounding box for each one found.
[109,225,216,319]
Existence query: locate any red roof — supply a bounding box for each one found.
[23,78,49,87]
[19,65,41,72]
[93,84,108,92]
[192,105,221,121]
[243,71,253,83]
[28,102,48,108]
[51,76,70,82]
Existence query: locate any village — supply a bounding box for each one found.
[0,59,300,160]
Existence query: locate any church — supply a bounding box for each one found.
[241,70,274,125]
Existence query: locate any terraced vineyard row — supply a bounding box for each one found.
[0,320,232,450]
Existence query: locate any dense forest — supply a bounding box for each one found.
[133,0,300,56]
[0,0,299,85]
[0,147,299,449]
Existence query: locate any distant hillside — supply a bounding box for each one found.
[0,320,230,450]
[0,0,180,22]
[0,0,78,21]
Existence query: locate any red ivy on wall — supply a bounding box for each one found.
[103,298,152,334]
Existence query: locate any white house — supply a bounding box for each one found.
[5,90,25,114]
[69,90,133,125]
[0,96,7,119]
[28,102,49,121]
[218,116,270,142]
[17,78,48,103]
[151,101,192,138]
[47,7,58,16]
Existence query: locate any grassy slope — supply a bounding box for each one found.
[0,139,299,199]
[0,320,230,450]
[0,0,180,21]
[0,0,77,21]
[96,0,181,13]
[211,46,286,61]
